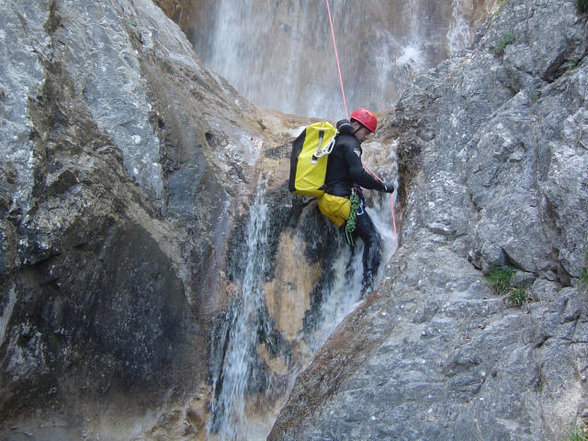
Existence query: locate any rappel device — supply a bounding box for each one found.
[288,121,338,197]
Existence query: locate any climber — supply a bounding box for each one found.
[317,108,394,295]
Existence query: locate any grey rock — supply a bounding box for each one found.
[1,0,586,439]
[270,1,588,440]
[0,0,274,438]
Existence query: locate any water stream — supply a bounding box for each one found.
[189,0,493,120]
[208,180,272,441]
[208,162,398,440]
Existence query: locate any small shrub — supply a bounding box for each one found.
[529,90,541,106]
[486,266,515,293]
[579,0,588,14]
[493,32,515,56]
[506,287,530,307]
[486,266,533,308]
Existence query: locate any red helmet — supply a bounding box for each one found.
[350,108,377,133]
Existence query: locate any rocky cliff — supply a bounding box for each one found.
[269,1,588,440]
[0,1,306,439]
[0,0,586,441]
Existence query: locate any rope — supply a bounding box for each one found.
[364,164,398,236]
[345,190,361,246]
[325,0,397,237]
[325,0,348,119]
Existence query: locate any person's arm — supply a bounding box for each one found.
[342,143,392,192]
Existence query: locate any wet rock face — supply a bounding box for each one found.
[0,0,274,437]
[270,0,588,440]
[1,0,322,437]
[3,218,190,404]
[160,0,497,119]
[152,0,192,26]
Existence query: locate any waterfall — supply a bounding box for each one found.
[207,161,398,439]
[208,180,271,441]
[307,146,399,348]
[189,0,491,120]
[448,0,475,53]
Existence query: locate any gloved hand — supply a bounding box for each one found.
[383,183,395,193]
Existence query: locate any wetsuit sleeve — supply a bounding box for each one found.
[341,144,387,191]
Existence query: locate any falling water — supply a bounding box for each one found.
[208,180,271,441]
[207,158,398,439]
[308,146,400,348]
[188,0,494,120]
[193,1,486,437]
[448,0,476,53]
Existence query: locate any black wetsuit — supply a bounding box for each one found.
[323,125,386,196]
[323,124,386,292]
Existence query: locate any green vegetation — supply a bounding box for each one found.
[506,287,529,307]
[491,0,507,19]
[492,32,515,56]
[567,423,588,441]
[486,266,515,293]
[529,90,541,106]
[486,266,532,307]
[579,0,588,14]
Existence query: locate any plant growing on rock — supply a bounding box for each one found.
[505,286,531,307]
[492,31,515,56]
[529,89,541,106]
[579,0,588,14]
[486,266,516,293]
[486,266,532,307]
[491,0,506,20]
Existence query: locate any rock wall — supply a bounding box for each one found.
[269,0,588,440]
[1,0,586,440]
[0,0,306,439]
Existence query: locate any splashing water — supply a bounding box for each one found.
[206,136,400,438]
[208,180,271,441]
[189,0,491,120]
[306,144,399,349]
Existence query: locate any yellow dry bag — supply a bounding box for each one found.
[288,122,337,197]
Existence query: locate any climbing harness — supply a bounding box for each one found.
[325,0,397,236]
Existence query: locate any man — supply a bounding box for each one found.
[317,108,394,295]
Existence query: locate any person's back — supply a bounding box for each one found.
[317,109,394,295]
[323,121,385,197]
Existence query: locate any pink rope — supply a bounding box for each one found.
[326,0,397,236]
[325,0,349,119]
[364,164,398,236]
